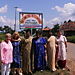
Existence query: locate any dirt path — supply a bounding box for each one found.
[67,42,75,75]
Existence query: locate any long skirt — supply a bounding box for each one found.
[47,46,56,70]
[22,49,31,73]
[58,60,66,69]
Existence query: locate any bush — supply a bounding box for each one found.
[0,33,5,42]
[67,36,75,43]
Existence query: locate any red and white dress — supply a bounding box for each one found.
[57,35,67,60]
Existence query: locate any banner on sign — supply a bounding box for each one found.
[19,12,43,29]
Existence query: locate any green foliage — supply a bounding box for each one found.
[0,26,3,31]
[0,33,5,42]
[64,21,67,23]
[68,19,72,23]
[51,24,60,35]
[0,26,14,34]
[67,36,75,43]
[3,26,14,34]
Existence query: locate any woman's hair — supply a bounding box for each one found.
[57,29,60,33]
[5,33,11,38]
[47,31,52,38]
[12,32,20,39]
[36,30,42,36]
[57,29,63,35]
[26,29,31,33]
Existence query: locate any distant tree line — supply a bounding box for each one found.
[0,19,73,35]
[0,26,14,34]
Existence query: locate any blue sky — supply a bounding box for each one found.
[0,0,75,30]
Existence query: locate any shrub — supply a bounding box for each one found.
[67,36,75,43]
[0,33,5,42]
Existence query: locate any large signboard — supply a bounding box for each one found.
[19,12,43,29]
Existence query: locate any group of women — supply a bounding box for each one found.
[0,29,67,75]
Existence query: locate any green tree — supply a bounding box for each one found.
[3,26,14,34]
[64,21,67,23]
[68,19,72,23]
[0,26,3,32]
[52,24,60,35]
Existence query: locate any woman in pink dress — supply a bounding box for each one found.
[0,33,13,75]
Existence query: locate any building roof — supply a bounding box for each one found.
[42,27,51,31]
[60,22,75,31]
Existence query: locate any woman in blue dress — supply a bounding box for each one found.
[11,32,22,75]
[31,30,47,71]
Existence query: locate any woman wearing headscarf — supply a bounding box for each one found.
[11,32,22,75]
[31,30,47,71]
[0,33,13,75]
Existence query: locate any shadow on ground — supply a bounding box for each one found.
[33,69,70,75]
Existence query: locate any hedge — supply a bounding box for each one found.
[67,36,75,43]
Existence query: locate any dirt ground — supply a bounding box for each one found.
[67,42,75,75]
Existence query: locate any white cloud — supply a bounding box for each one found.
[0,5,21,31]
[17,8,22,12]
[0,16,14,29]
[52,3,75,17]
[0,5,7,13]
[50,17,61,24]
[46,17,61,28]
[0,16,20,31]
[47,3,75,28]
[0,16,6,23]
[52,6,65,13]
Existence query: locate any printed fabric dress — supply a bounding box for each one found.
[11,40,21,68]
[21,36,33,73]
[32,37,47,70]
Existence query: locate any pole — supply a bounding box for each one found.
[14,7,18,31]
[31,28,32,35]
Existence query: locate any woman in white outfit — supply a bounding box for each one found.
[57,31,67,70]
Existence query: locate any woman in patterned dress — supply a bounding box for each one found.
[11,32,22,75]
[31,30,47,71]
[21,30,33,75]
